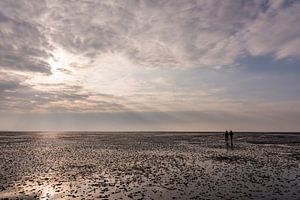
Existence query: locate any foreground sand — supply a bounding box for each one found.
[0,132,299,200]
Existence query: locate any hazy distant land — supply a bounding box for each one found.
[0,132,299,200]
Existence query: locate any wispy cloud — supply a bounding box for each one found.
[1,0,300,73]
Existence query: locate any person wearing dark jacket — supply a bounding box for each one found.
[225,130,229,148]
[229,130,234,148]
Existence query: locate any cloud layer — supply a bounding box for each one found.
[2,0,300,73]
[1,0,300,130]
[44,0,300,67]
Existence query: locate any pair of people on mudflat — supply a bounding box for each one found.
[225,130,234,148]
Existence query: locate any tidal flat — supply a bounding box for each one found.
[0,132,299,200]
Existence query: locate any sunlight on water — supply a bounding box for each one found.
[40,185,55,200]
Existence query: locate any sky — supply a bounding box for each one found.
[1,0,300,131]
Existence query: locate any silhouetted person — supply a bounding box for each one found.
[229,130,234,148]
[225,130,229,149]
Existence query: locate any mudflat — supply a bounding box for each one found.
[0,132,299,200]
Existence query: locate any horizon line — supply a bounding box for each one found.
[1,130,300,133]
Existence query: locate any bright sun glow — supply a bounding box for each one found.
[48,58,63,70]
[27,47,79,89]
[48,48,73,71]
[40,185,55,200]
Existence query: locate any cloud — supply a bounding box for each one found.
[0,0,51,74]
[0,69,128,112]
[242,0,300,60]
[1,0,300,75]
[39,0,300,69]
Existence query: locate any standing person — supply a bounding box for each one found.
[229,130,234,148]
[225,130,229,148]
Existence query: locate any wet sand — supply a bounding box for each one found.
[0,132,299,200]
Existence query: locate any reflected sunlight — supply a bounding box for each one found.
[40,185,55,200]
